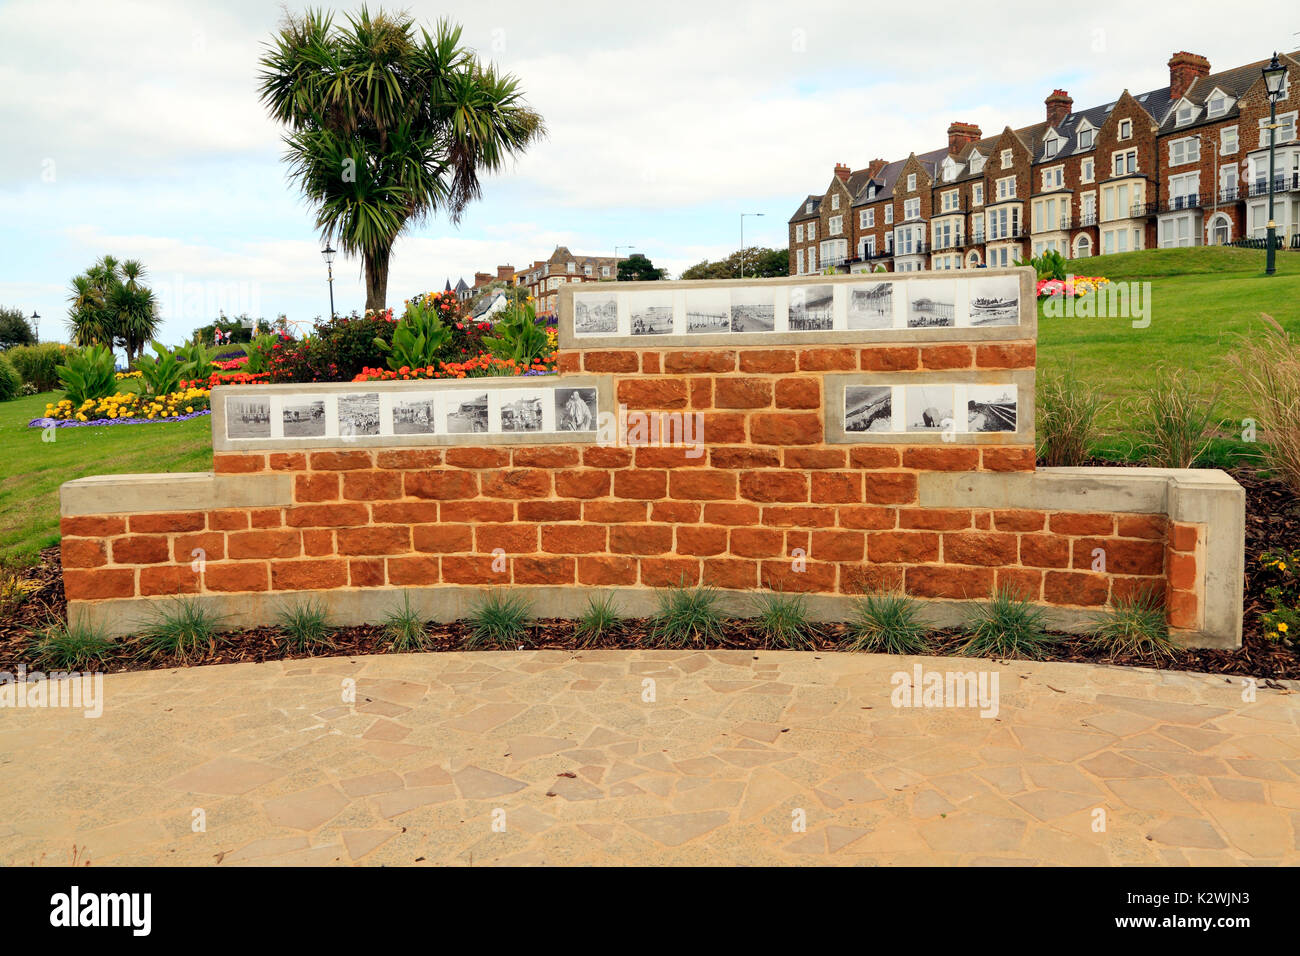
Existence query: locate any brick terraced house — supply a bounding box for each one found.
[516,246,624,315]
[789,49,1300,274]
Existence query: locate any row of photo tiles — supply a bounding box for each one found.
[844,384,1019,435]
[572,275,1020,337]
[225,387,600,441]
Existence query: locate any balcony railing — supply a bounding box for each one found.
[1077,212,1098,227]
[894,242,930,256]
[931,236,966,251]
[1158,194,1202,213]
[1246,173,1300,197]
[1130,202,1159,217]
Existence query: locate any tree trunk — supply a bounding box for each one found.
[364,247,390,315]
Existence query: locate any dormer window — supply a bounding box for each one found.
[1043,136,1059,159]
[969,153,985,174]
[806,202,814,214]
[1207,92,1228,117]
[567,261,576,273]
[1077,126,1094,150]
[942,158,957,182]
[1176,102,1196,126]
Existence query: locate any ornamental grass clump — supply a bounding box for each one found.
[751,591,819,650]
[274,599,335,654]
[649,584,725,648]
[961,587,1055,659]
[381,592,430,652]
[575,593,623,646]
[845,591,929,654]
[466,592,534,649]
[1089,591,1177,660]
[133,598,225,663]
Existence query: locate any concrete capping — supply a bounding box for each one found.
[557,267,1037,349]
[69,583,1169,644]
[211,375,612,452]
[60,472,292,516]
[824,368,1035,444]
[919,466,1245,648]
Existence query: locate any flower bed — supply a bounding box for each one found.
[1036,275,1110,298]
[353,352,557,382]
[38,386,212,423]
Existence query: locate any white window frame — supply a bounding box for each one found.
[831,193,840,211]
[903,197,920,221]
[1119,119,1133,140]
[808,222,816,240]
[796,224,804,241]
[829,215,843,236]
[995,175,1016,200]
[1260,111,1298,146]
[941,189,958,212]
[1112,149,1137,176]
[906,173,917,192]
[972,183,984,206]
[1175,101,1197,126]
[1168,136,1200,167]
[1076,124,1095,150]
[1081,158,1095,183]
[1041,165,1064,189]
[796,249,804,274]
[1000,149,1013,169]
[1206,91,1230,118]
[884,205,894,224]
[970,154,985,174]
[1221,126,1238,155]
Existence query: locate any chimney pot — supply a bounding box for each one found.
[1168,51,1211,101]
[1045,89,1073,128]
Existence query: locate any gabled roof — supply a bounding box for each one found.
[454,277,470,292]
[789,194,822,223]
[1158,50,1300,132]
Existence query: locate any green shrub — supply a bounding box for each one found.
[575,593,622,646]
[313,311,397,379]
[381,592,429,652]
[1260,548,1300,643]
[649,584,725,648]
[1037,364,1110,467]
[34,619,115,670]
[1015,249,1068,280]
[375,301,451,372]
[1130,368,1222,468]
[244,333,280,374]
[6,342,67,392]
[134,598,224,662]
[466,592,534,649]
[1090,590,1176,659]
[56,343,118,405]
[275,599,334,653]
[0,354,20,402]
[846,591,929,654]
[482,301,551,366]
[134,341,187,396]
[961,587,1054,659]
[752,592,818,649]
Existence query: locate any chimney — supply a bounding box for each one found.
[833,162,851,182]
[474,271,493,287]
[1168,51,1210,101]
[866,158,889,179]
[496,264,515,282]
[1045,89,1073,128]
[947,121,982,155]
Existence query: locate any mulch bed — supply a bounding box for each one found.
[2,466,1296,681]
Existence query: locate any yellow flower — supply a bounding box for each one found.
[1280,622,1290,633]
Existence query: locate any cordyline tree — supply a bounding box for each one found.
[66,255,160,361]
[258,7,546,312]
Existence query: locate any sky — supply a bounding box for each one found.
[1,0,1292,345]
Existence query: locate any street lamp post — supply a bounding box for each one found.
[1263,53,1289,275]
[740,213,764,279]
[30,311,40,343]
[321,244,337,317]
[614,245,636,280]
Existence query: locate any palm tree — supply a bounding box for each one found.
[258,8,546,312]
[65,256,160,360]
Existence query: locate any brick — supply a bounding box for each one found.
[614,469,667,499]
[1170,523,1199,551]
[349,558,386,588]
[512,447,580,468]
[868,531,939,563]
[663,350,736,373]
[584,350,638,372]
[712,447,781,469]
[993,510,1045,532]
[860,346,918,371]
[203,561,269,593]
[996,568,1043,601]
[111,536,170,565]
[1111,578,1165,604]
[635,445,706,469]
[652,501,700,523]
[920,345,973,370]
[750,413,821,445]
[839,506,898,530]
[862,472,917,504]
[981,447,1035,472]
[413,524,474,553]
[618,378,688,409]
[371,501,441,524]
[811,471,862,503]
[338,526,411,556]
[542,524,608,554]
[296,473,340,502]
[905,565,995,600]
[63,568,136,600]
[703,503,761,526]
[715,378,772,409]
[899,508,970,531]
[676,525,729,556]
[698,413,747,444]
[775,378,820,409]
[1020,534,1070,568]
[513,556,576,585]
[1049,512,1115,536]
[640,557,701,587]
[268,452,307,471]
[227,529,301,560]
[760,559,837,593]
[173,532,225,564]
[61,516,126,538]
[810,530,865,562]
[610,524,673,555]
[701,557,758,590]
[1168,551,1198,591]
[902,446,979,471]
[1117,514,1169,540]
[250,508,282,529]
[404,471,479,500]
[376,448,443,469]
[342,470,403,500]
[849,447,900,469]
[729,527,784,558]
[557,352,581,373]
[285,503,369,528]
[1043,570,1110,607]
[475,524,538,553]
[386,555,440,586]
[309,450,373,471]
[973,511,992,530]
[641,351,662,374]
[577,555,638,586]
[518,500,582,522]
[61,539,106,569]
[555,470,610,499]
[585,501,646,523]
[739,349,797,373]
[584,446,632,468]
[440,501,513,523]
[441,556,504,585]
[1073,538,1165,576]
[842,564,905,594]
[1167,591,1199,629]
[214,453,265,474]
[798,347,857,371]
[762,505,837,528]
[975,343,1036,368]
[671,470,738,500]
[129,512,206,533]
[740,471,807,503]
[446,447,509,468]
[301,530,334,556]
[943,531,1019,566]
[139,564,201,596]
[689,377,712,408]
[785,448,844,469]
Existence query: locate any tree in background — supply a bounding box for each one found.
[0,306,37,350]
[258,8,546,312]
[680,247,789,280]
[191,313,280,347]
[617,253,665,281]
[66,255,160,361]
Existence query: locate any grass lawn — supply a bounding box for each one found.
[0,391,212,569]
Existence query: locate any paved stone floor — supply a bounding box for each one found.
[1,650,1298,866]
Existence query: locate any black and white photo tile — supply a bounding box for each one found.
[498,389,548,433]
[281,397,327,438]
[968,275,1020,326]
[905,385,955,433]
[226,396,271,439]
[907,280,957,328]
[685,288,731,333]
[338,392,381,437]
[965,384,1018,432]
[555,386,599,432]
[573,292,618,335]
[847,281,895,330]
[627,290,675,336]
[787,284,833,331]
[844,385,895,433]
[731,287,777,333]
[392,394,437,435]
[444,391,490,434]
